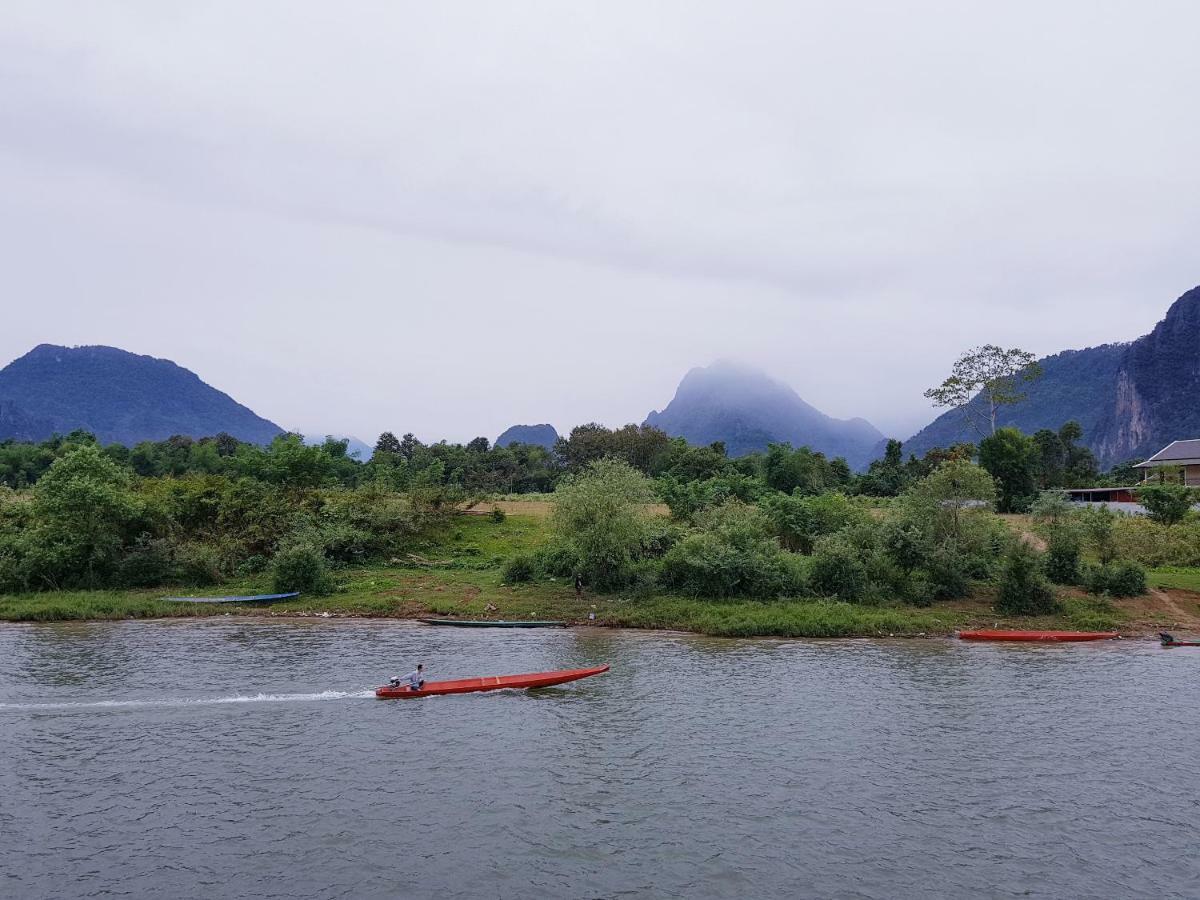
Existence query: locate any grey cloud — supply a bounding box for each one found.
[2,2,1198,442]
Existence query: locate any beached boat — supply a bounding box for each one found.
[958,629,1119,642]
[375,664,609,698]
[164,592,300,605]
[417,618,566,628]
[1159,633,1200,647]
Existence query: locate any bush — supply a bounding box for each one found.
[1086,560,1146,598]
[809,541,870,602]
[1138,483,1196,527]
[761,491,867,554]
[490,506,506,523]
[115,538,178,588]
[235,554,270,576]
[1043,534,1081,585]
[551,459,654,590]
[660,533,782,598]
[995,544,1058,615]
[924,547,972,600]
[177,543,224,586]
[501,553,536,584]
[903,572,935,607]
[271,545,334,595]
[1112,518,1200,568]
[533,543,579,578]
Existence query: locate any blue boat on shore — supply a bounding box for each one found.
[164,592,301,605]
[417,617,566,628]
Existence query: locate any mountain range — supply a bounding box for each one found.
[644,361,885,469]
[904,285,1200,466]
[0,344,283,446]
[4,283,1198,467]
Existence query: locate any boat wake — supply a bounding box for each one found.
[0,689,376,711]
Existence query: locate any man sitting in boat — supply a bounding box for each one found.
[389,664,426,691]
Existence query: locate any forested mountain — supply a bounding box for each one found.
[644,361,884,468]
[496,423,559,448]
[0,344,284,446]
[904,285,1200,466]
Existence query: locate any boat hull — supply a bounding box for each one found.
[958,630,1119,642]
[375,664,609,698]
[417,618,566,628]
[165,592,300,605]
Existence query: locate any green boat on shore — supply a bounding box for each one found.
[417,617,567,628]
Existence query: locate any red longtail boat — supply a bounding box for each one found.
[375,664,609,698]
[958,630,1118,643]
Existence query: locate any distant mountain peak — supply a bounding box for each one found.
[645,361,883,467]
[0,344,283,446]
[496,423,559,449]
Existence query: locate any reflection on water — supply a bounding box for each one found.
[1,620,1197,899]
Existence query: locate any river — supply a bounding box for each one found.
[1,620,1196,899]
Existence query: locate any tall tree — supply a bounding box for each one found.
[978,427,1038,513]
[924,345,1043,437]
[374,432,402,456]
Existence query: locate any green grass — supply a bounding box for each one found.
[1060,596,1124,631]
[600,597,968,638]
[1147,566,1200,592]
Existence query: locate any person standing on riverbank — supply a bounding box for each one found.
[574,574,584,598]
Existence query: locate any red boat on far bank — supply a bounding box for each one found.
[375,664,609,698]
[958,630,1119,643]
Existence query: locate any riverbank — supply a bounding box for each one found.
[2,513,1198,637]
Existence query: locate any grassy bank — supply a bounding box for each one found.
[0,511,1191,637]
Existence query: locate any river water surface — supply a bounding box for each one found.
[1,619,1197,899]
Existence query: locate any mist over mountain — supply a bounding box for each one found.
[496,424,559,449]
[904,285,1200,467]
[0,344,283,446]
[644,361,884,468]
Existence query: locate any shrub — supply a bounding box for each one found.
[490,506,506,523]
[1076,505,1119,564]
[1086,560,1146,598]
[660,533,777,598]
[533,543,579,578]
[761,491,868,554]
[809,541,870,602]
[641,520,684,558]
[924,547,971,600]
[271,545,334,595]
[1043,534,1081,585]
[1112,518,1200,568]
[995,544,1058,615]
[501,553,536,584]
[177,543,224,586]
[26,445,144,589]
[115,537,178,588]
[1138,484,1196,527]
[880,519,928,574]
[551,459,654,590]
[903,572,935,607]
[235,554,270,576]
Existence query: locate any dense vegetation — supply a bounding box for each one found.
[1,412,1189,626]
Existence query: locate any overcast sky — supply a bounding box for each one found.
[3,2,1198,444]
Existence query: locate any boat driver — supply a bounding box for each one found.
[389,663,426,691]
